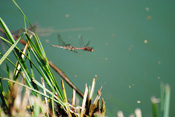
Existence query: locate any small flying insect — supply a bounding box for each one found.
[51,34,78,53]
[73,35,93,52]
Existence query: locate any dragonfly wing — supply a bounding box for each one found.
[12,24,37,36]
[85,40,91,47]
[66,44,71,46]
[79,35,85,47]
[57,34,66,46]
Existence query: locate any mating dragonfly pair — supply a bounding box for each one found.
[51,34,93,53]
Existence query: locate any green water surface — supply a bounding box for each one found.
[0,1,175,116]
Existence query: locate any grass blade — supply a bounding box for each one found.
[164,84,170,117]
[0,37,21,65]
[6,62,10,79]
[151,97,159,117]
[61,79,71,116]
[81,84,88,117]
[160,82,165,114]
[0,18,15,43]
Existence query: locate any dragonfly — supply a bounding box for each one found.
[51,34,78,53]
[72,35,93,52]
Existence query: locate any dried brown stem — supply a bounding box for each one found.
[48,61,83,98]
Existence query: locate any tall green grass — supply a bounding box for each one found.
[0,0,68,115]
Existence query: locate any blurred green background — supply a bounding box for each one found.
[0,0,175,116]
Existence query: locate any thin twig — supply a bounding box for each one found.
[48,61,83,98]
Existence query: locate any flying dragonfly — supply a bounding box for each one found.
[72,35,93,52]
[51,34,78,53]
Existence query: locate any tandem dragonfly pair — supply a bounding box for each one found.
[51,34,93,53]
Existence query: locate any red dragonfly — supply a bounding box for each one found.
[73,35,93,52]
[51,34,78,53]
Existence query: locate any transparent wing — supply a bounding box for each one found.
[85,40,91,47]
[79,35,85,47]
[57,34,66,46]
[12,24,38,36]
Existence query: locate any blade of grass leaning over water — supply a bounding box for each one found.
[0,18,15,43]
[0,37,21,65]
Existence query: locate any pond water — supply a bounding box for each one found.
[0,1,175,116]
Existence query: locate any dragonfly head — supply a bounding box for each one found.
[85,47,93,52]
[90,48,93,52]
